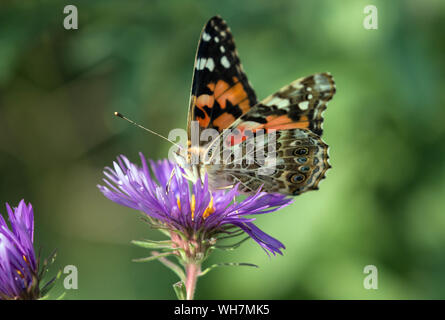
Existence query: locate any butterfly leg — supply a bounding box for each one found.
[166,167,176,193]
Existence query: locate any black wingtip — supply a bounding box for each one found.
[208,15,225,25]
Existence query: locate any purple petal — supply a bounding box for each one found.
[98,154,290,256]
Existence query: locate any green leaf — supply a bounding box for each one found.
[131,239,173,249]
[40,269,62,297]
[157,228,172,237]
[200,262,258,277]
[56,292,67,300]
[152,251,186,282]
[173,281,186,300]
[132,252,173,263]
[38,249,58,279]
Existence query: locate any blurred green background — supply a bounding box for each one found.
[1,0,445,299]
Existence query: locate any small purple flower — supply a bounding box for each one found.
[0,200,38,300]
[98,153,292,257]
[0,200,58,300]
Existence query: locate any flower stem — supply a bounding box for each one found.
[185,263,201,300]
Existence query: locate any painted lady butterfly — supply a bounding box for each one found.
[174,16,336,196]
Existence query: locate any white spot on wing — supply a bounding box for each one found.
[265,97,280,106]
[196,58,205,70]
[220,56,230,68]
[196,58,215,71]
[220,46,225,53]
[276,99,289,108]
[299,101,309,110]
[206,58,215,71]
[267,97,289,108]
[202,32,211,41]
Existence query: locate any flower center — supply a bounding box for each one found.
[177,195,215,221]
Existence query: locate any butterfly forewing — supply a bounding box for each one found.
[187,16,258,139]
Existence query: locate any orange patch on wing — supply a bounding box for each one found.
[295,115,310,128]
[265,115,291,126]
[213,77,248,110]
[213,113,236,130]
[207,82,215,91]
[197,114,211,128]
[196,94,215,109]
[195,94,214,128]
[238,99,251,113]
[217,83,247,109]
[256,115,310,131]
[195,78,251,129]
[214,80,230,104]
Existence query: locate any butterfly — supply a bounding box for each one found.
[174,16,336,196]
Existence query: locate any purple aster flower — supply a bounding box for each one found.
[0,200,58,300]
[98,153,292,299]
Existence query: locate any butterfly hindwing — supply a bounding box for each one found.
[188,16,257,138]
[204,128,330,195]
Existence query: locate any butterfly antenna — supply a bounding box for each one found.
[114,112,183,150]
